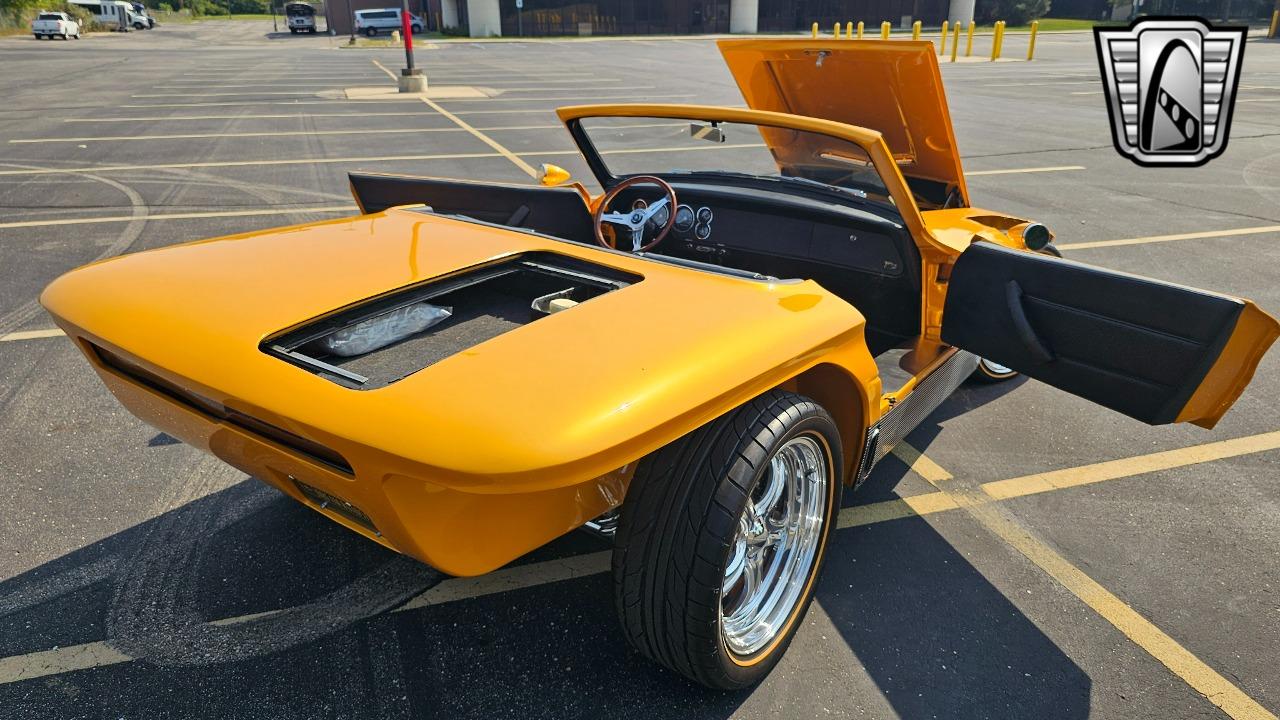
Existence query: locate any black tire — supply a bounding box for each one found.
[290,28,298,33]
[612,390,842,689]
[364,27,377,37]
[411,23,422,33]
[970,357,1020,383]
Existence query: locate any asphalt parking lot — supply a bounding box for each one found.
[1,19,1279,719]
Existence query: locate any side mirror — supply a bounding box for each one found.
[539,163,571,186]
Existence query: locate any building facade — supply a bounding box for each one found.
[394,0,961,37]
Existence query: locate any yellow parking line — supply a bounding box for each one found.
[1058,225,1280,251]
[889,442,952,482]
[967,165,1086,176]
[0,206,355,230]
[0,431,1276,684]
[0,641,131,684]
[0,328,65,342]
[422,96,539,178]
[897,441,1278,720]
[983,431,1280,500]
[370,58,539,179]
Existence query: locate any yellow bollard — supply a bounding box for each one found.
[940,20,949,54]
[998,21,1007,57]
[965,20,975,56]
[834,21,841,37]
[856,20,864,38]
[912,20,921,40]
[845,21,853,38]
[991,20,1004,61]
[1027,20,1039,60]
[881,21,890,40]
[951,22,960,62]
[812,22,819,38]
[1270,10,1279,39]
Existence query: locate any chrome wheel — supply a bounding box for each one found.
[720,434,829,657]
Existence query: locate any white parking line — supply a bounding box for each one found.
[431,93,698,103]
[120,100,423,108]
[14,128,465,143]
[0,152,514,176]
[65,111,436,123]
[133,91,354,98]
[967,165,1086,176]
[1058,224,1280,250]
[0,206,355,230]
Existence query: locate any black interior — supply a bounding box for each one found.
[350,173,596,241]
[941,242,1244,425]
[349,172,922,356]
[265,253,636,389]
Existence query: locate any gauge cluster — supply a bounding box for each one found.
[671,204,713,241]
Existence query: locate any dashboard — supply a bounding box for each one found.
[625,181,912,280]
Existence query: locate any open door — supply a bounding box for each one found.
[941,242,1278,428]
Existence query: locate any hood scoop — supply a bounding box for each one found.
[263,252,639,389]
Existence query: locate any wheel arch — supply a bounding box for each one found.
[776,362,871,485]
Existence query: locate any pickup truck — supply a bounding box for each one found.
[32,11,81,39]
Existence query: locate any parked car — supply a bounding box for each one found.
[40,40,1279,690]
[129,2,155,28]
[32,11,80,39]
[285,1,317,33]
[353,7,422,36]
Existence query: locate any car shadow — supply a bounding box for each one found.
[0,380,1088,719]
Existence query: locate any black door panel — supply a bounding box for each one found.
[941,242,1244,424]
[349,173,595,243]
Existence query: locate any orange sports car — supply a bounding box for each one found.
[40,40,1277,688]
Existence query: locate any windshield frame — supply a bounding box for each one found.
[559,103,929,239]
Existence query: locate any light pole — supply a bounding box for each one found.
[396,0,426,92]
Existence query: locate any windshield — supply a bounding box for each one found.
[578,116,892,205]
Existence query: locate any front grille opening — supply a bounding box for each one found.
[90,344,354,475]
[263,252,640,390]
[292,478,378,534]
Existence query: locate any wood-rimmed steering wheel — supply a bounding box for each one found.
[593,175,678,253]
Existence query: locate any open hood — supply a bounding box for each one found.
[717,38,968,202]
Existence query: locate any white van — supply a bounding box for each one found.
[353,8,423,37]
[68,0,143,30]
[285,2,317,33]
